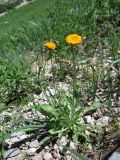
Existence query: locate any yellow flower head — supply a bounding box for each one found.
[44,42,57,50]
[66,34,83,46]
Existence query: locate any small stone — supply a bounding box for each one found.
[29,139,39,148]
[19,134,28,141]
[28,102,34,107]
[46,88,56,96]
[53,151,61,159]
[4,148,21,159]
[20,144,28,150]
[22,113,28,119]
[7,153,24,160]
[66,155,72,160]
[85,130,91,136]
[43,152,53,160]
[70,141,76,149]
[31,152,43,160]
[54,144,59,150]
[27,148,37,156]
[111,108,120,114]
[11,132,25,138]
[96,116,110,126]
[109,152,120,160]
[97,108,103,116]
[65,151,72,160]
[11,137,20,143]
[27,112,32,118]
[84,115,95,125]
[44,146,49,150]
[60,136,68,146]
[88,144,93,151]
[5,139,11,146]
[26,142,30,145]
[34,94,39,99]
[58,145,63,153]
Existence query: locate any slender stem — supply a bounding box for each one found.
[72,47,76,107]
[50,51,56,92]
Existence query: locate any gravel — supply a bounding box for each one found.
[27,148,37,156]
[84,115,95,125]
[109,152,120,160]
[4,148,21,159]
[43,152,53,160]
[28,139,40,148]
[96,116,110,126]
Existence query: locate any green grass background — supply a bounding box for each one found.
[0,0,56,38]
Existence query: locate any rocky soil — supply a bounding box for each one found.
[0,52,120,160]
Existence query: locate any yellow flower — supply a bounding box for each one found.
[66,34,83,46]
[44,42,57,50]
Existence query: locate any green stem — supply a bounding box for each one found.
[72,47,76,107]
[50,51,56,92]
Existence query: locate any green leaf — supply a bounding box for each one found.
[63,146,86,160]
[49,128,67,135]
[83,101,101,115]
[0,132,11,142]
[72,134,79,142]
[63,95,73,111]
[0,103,9,112]
[12,124,45,133]
[92,101,101,109]
[33,104,58,117]
[13,117,37,123]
